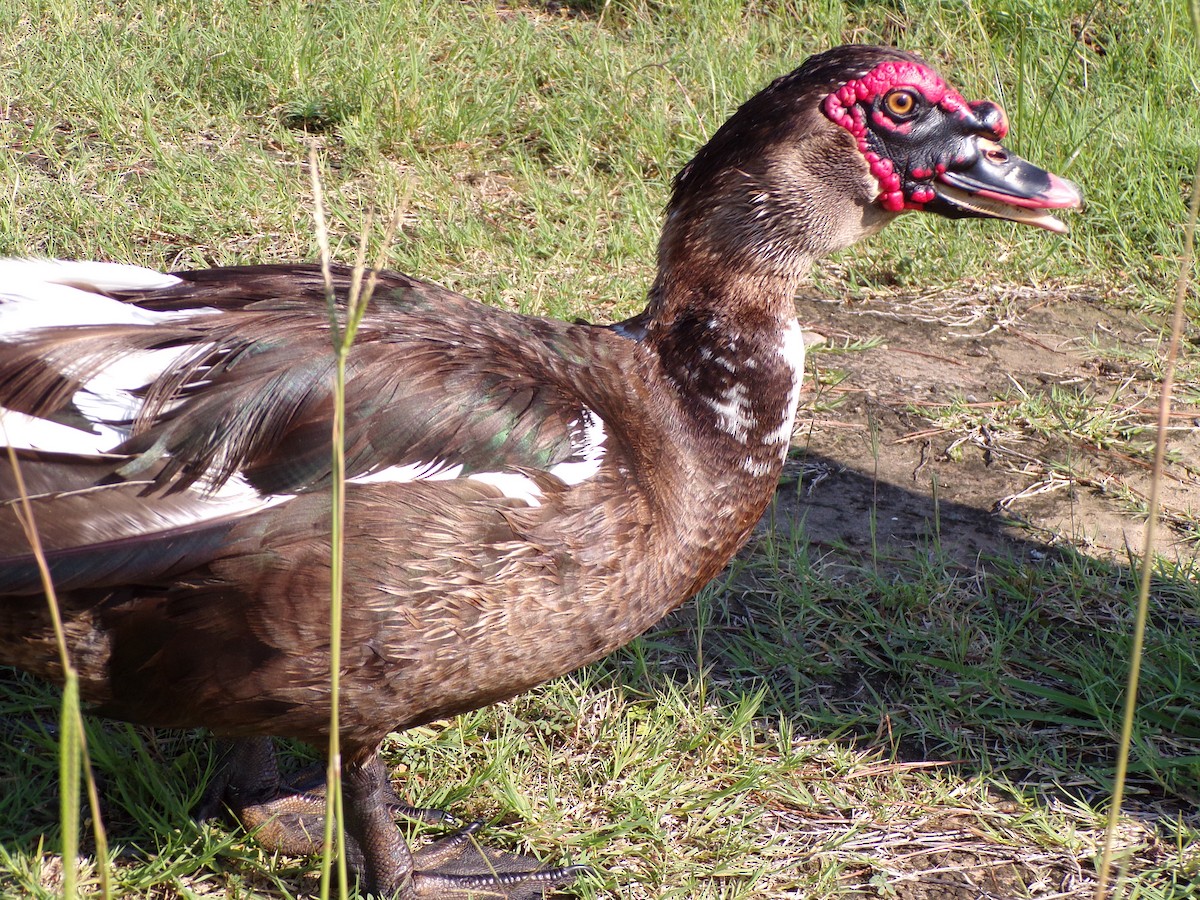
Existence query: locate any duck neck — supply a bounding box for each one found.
[643,265,808,481]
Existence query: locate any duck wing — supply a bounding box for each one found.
[0,261,635,590]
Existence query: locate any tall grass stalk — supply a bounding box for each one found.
[309,147,351,900]
[1092,116,1200,900]
[2,444,111,900]
[310,145,407,900]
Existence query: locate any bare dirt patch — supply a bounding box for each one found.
[781,284,1200,567]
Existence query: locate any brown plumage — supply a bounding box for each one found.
[0,45,1078,897]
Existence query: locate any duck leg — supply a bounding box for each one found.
[197,737,456,830]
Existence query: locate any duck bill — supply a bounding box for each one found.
[933,140,1082,234]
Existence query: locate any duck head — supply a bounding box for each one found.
[660,45,1081,277]
[818,49,1080,232]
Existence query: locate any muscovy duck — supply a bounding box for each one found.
[0,45,1079,898]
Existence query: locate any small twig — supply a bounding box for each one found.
[995,474,1073,513]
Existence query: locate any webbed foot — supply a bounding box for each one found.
[278,760,462,829]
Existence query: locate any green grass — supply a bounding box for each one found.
[1,0,1199,898]
[3,0,1198,310]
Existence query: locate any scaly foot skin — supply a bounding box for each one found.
[409,821,592,899]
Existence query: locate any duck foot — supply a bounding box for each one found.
[196,737,456,823]
[410,821,592,899]
[198,738,588,898]
[280,762,461,828]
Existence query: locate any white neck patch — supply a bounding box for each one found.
[763,318,805,456]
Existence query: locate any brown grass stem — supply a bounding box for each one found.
[2,442,111,900]
[1092,142,1200,900]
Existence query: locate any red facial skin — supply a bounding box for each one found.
[821,60,1009,211]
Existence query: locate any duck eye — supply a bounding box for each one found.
[883,89,918,117]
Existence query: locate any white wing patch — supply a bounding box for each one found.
[145,473,292,532]
[349,462,544,506]
[465,472,545,507]
[0,343,217,455]
[0,260,214,339]
[0,259,227,454]
[0,259,183,294]
[70,345,208,432]
[1,262,612,513]
[0,408,122,456]
[549,407,607,484]
[350,460,466,484]
[1,469,291,547]
[344,407,608,507]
